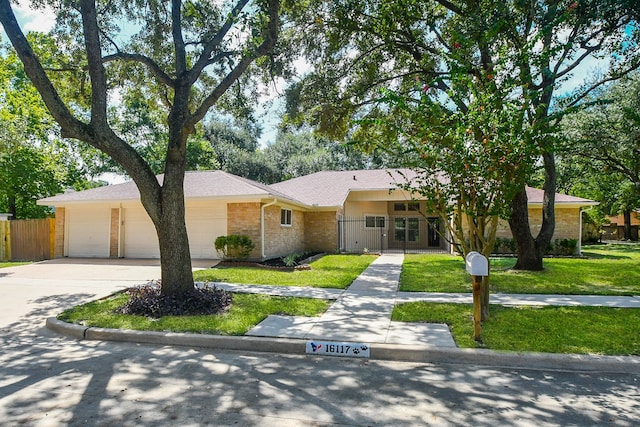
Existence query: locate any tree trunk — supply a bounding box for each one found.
[156,201,194,296]
[8,193,17,220]
[509,151,557,270]
[623,209,632,240]
[508,187,544,270]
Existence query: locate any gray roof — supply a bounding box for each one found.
[39,169,597,208]
[270,169,419,207]
[39,170,301,205]
[526,187,598,206]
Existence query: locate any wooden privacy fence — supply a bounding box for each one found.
[0,219,55,261]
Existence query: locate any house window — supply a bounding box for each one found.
[365,215,386,228]
[395,202,420,212]
[280,208,292,226]
[394,202,406,211]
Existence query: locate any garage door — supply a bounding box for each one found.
[186,203,227,259]
[123,203,227,259]
[67,206,110,257]
[123,206,160,258]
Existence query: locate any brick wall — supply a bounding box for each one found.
[304,211,338,252]
[54,207,65,258]
[495,207,581,240]
[263,205,305,259]
[227,202,262,259]
[109,208,119,258]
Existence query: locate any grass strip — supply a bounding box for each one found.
[58,292,330,336]
[392,302,640,355]
[0,262,30,268]
[194,254,377,289]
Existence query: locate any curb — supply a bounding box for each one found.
[46,318,640,374]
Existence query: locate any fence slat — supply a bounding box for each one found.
[9,219,54,261]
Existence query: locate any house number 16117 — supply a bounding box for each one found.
[306,340,370,358]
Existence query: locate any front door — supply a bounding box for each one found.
[427,217,441,247]
[391,217,422,249]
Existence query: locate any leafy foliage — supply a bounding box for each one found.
[0,34,91,218]
[214,235,255,261]
[560,73,640,238]
[284,0,640,269]
[0,0,286,295]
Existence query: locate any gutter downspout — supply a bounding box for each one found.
[261,198,278,260]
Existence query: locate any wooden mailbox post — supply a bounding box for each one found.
[465,251,488,340]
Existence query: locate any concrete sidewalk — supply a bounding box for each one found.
[244,253,456,347]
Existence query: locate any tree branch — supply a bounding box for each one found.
[187,0,251,85]
[434,0,464,16]
[0,0,87,140]
[80,0,109,127]
[188,0,279,127]
[102,53,175,87]
[172,0,187,75]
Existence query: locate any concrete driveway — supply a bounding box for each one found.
[0,258,217,330]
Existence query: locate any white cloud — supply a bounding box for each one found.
[13,2,56,33]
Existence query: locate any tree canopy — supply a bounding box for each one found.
[0,33,89,219]
[561,73,640,239]
[284,0,640,270]
[0,0,284,296]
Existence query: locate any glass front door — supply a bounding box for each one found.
[392,217,422,249]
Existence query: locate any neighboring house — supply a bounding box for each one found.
[38,169,598,260]
[602,211,640,240]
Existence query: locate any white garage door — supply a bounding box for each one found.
[67,206,110,257]
[186,203,227,259]
[123,203,227,259]
[123,206,160,258]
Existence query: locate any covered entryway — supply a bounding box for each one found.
[338,216,444,253]
[389,216,440,251]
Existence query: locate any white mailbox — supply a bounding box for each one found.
[465,251,488,276]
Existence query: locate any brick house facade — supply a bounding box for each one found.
[41,169,596,260]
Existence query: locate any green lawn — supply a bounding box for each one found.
[0,262,30,268]
[400,244,640,295]
[193,254,377,289]
[393,302,640,355]
[59,292,330,336]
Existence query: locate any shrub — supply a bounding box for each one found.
[116,284,232,318]
[282,252,302,267]
[492,237,516,254]
[548,238,578,256]
[214,235,255,261]
[491,237,577,256]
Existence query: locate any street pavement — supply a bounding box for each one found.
[0,257,639,425]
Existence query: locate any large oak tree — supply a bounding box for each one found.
[285,0,640,270]
[0,0,282,296]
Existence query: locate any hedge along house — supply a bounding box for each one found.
[38,169,598,260]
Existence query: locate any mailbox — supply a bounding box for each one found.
[465,251,488,276]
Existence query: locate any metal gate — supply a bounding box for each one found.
[338,216,444,253]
